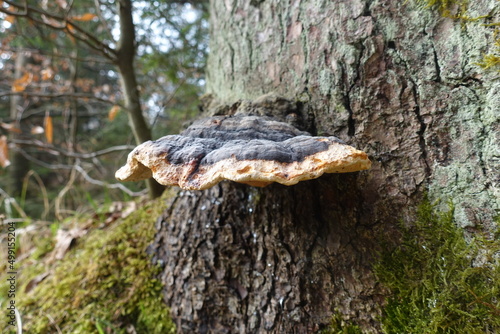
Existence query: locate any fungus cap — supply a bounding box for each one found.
[115,116,371,190]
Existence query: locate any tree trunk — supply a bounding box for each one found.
[116,0,164,198]
[150,0,499,332]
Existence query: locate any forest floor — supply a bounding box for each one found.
[0,191,176,334]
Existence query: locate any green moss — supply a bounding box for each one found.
[477,53,500,70]
[374,198,500,333]
[414,0,468,16]
[476,31,500,72]
[3,192,175,334]
[320,312,363,334]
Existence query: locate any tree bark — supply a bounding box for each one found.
[116,0,164,198]
[151,0,499,332]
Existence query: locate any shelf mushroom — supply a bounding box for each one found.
[115,115,371,190]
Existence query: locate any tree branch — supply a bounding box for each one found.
[15,149,146,197]
[0,91,121,107]
[114,0,164,198]
[1,0,117,61]
[0,46,114,64]
[115,0,153,145]
[10,139,135,159]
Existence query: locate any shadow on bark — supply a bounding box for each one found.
[150,172,391,333]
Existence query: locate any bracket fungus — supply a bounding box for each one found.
[115,115,371,190]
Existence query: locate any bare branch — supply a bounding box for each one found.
[15,149,147,197]
[151,77,187,128]
[0,187,28,219]
[1,0,27,15]
[0,47,114,64]
[11,139,135,159]
[0,91,121,107]
[74,165,148,197]
[23,170,50,219]
[65,0,75,17]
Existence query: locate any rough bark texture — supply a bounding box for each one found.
[151,176,380,333]
[151,0,499,332]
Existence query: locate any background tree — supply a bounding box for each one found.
[0,0,207,216]
[149,0,499,332]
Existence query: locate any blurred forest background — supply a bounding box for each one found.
[1,0,499,332]
[0,0,208,221]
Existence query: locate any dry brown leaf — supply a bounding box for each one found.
[108,105,120,121]
[12,72,32,92]
[66,22,76,33]
[49,228,87,261]
[0,122,21,134]
[0,135,10,168]
[120,201,137,219]
[6,15,15,24]
[41,68,55,80]
[71,13,97,22]
[44,112,53,144]
[75,78,94,92]
[25,271,50,293]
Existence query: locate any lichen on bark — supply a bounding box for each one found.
[1,194,176,333]
[206,0,499,228]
